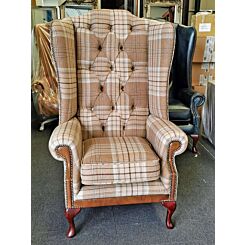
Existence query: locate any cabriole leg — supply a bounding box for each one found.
[64,208,81,238]
[191,134,199,154]
[161,201,176,229]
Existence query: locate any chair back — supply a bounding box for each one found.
[51,9,175,140]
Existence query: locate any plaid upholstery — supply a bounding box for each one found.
[49,117,82,195]
[148,21,175,120]
[146,114,188,200]
[71,10,174,140]
[75,179,168,200]
[51,18,77,124]
[81,137,160,185]
[49,10,186,205]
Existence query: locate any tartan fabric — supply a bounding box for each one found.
[72,10,151,140]
[81,137,160,185]
[50,10,175,138]
[50,18,77,124]
[146,114,188,199]
[49,10,186,204]
[148,20,175,120]
[75,179,168,200]
[49,117,82,194]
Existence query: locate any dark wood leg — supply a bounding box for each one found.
[191,134,199,154]
[161,201,176,229]
[64,208,81,238]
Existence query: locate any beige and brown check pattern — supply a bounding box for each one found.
[73,10,150,140]
[148,21,175,120]
[75,179,168,200]
[81,136,160,185]
[51,18,77,124]
[49,117,82,194]
[49,10,187,205]
[146,114,188,199]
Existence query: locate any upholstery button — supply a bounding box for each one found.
[112,105,115,111]
[109,25,112,31]
[89,65,92,71]
[98,45,102,51]
[100,85,103,92]
[102,125,105,131]
[131,65,135,71]
[120,45,124,51]
[130,25,133,31]
[121,85,124,91]
[88,24,91,30]
[110,65,113,71]
[131,104,135,110]
[123,125,126,130]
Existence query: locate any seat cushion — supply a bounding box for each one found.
[81,137,160,185]
[169,98,191,121]
[75,179,168,200]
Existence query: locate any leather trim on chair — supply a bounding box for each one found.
[56,146,73,208]
[168,141,181,201]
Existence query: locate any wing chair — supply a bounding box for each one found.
[49,9,188,238]
[169,24,205,154]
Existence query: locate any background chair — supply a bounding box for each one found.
[169,24,205,154]
[48,9,188,238]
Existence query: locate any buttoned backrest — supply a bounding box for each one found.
[51,9,175,140]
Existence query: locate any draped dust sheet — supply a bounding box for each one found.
[31,22,58,118]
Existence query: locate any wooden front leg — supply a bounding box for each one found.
[161,201,176,229]
[64,208,81,238]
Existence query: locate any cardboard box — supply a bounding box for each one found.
[189,0,215,11]
[191,12,215,37]
[192,62,215,86]
[192,85,206,95]
[193,36,215,63]
[32,0,36,7]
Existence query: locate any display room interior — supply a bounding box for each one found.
[31,0,215,244]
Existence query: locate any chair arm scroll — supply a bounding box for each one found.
[178,88,205,134]
[146,115,188,200]
[49,117,82,165]
[49,117,82,203]
[177,88,205,109]
[146,115,188,158]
